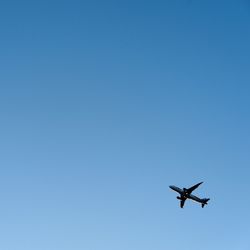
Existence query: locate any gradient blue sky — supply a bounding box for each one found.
[0,0,250,249]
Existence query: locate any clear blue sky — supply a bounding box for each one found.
[0,0,250,249]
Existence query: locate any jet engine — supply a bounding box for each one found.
[176,196,181,200]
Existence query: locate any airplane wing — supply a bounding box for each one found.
[186,182,203,194]
[180,198,186,208]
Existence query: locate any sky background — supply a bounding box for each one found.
[0,0,250,249]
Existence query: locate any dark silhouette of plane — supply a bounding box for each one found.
[169,182,210,208]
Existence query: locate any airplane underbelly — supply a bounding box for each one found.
[189,194,201,202]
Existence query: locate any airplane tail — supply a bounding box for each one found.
[201,198,210,208]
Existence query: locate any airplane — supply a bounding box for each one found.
[169,182,210,208]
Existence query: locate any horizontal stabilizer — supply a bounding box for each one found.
[201,198,210,208]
